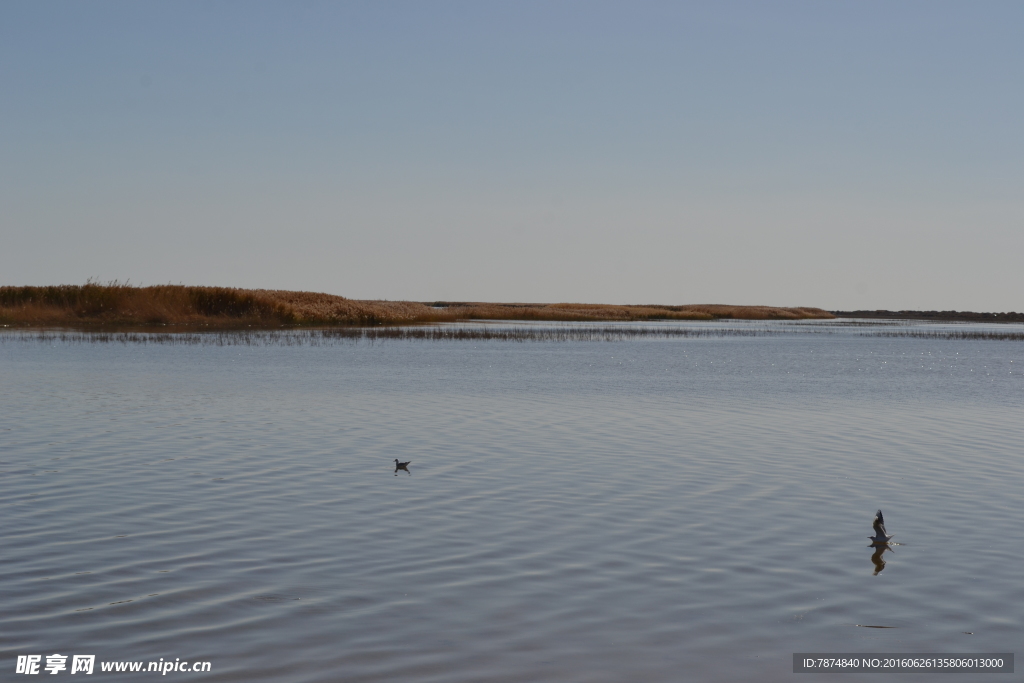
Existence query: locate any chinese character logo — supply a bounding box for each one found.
[71,655,95,674]
[16,655,42,674]
[45,654,68,675]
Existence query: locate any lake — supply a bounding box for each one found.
[2,320,1021,681]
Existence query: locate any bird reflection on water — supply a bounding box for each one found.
[869,543,891,575]
[394,459,411,476]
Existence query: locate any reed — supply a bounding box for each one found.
[2,325,792,346]
[0,283,834,328]
[0,283,296,326]
[4,323,1021,346]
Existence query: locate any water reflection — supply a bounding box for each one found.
[869,543,891,575]
[4,328,1022,683]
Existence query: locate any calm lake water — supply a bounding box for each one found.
[2,320,1022,681]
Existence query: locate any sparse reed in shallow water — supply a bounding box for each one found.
[2,325,795,346]
[3,321,1023,346]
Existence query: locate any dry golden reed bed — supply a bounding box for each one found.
[0,283,833,328]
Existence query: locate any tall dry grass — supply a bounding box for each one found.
[0,283,833,328]
[0,283,297,326]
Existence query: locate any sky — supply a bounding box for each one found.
[2,1,1022,311]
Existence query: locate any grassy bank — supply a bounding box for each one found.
[428,301,832,322]
[0,283,834,328]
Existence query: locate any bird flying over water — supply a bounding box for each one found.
[869,509,894,544]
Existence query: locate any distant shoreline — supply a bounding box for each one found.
[5,284,1018,329]
[832,310,1024,323]
[1,284,832,329]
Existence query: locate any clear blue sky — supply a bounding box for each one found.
[3,1,1022,310]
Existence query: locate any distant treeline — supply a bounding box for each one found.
[833,310,1024,323]
[0,283,833,328]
